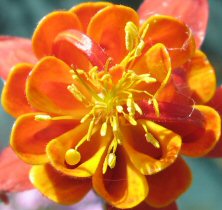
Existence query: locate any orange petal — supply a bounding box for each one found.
[26,56,87,116]
[46,123,110,177]
[10,113,78,164]
[0,147,33,193]
[0,36,37,80]
[141,15,195,68]
[106,202,178,210]
[146,157,191,207]
[134,43,171,81]
[185,50,216,103]
[87,5,139,64]
[52,29,108,70]
[132,43,171,95]
[138,0,209,48]
[70,2,112,32]
[30,164,92,205]
[1,63,35,117]
[32,11,82,59]
[93,147,148,209]
[122,121,182,175]
[182,105,221,157]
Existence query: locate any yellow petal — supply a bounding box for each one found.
[30,164,91,205]
[122,121,182,175]
[93,147,148,209]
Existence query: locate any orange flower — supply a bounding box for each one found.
[0,1,221,210]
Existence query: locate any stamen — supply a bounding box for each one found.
[125,21,139,51]
[141,122,160,148]
[100,120,108,136]
[87,117,96,141]
[107,153,116,169]
[65,149,81,166]
[35,114,52,121]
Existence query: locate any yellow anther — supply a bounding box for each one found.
[125,114,137,125]
[87,117,96,141]
[111,116,119,132]
[35,114,52,121]
[102,156,109,174]
[135,40,145,57]
[125,21,139,51]
[145,133,160,149]
[134,102,143,115]
[152,98,160,117]
[141,122,160,148]
[108,153,116,169]
[116,105,123,113]
[125,21,138,38]
[67,84,86,102]
[101,73,111,82]
[100,121,108,137]
[65,149,81,166]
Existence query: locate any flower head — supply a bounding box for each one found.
[0,1,221,210]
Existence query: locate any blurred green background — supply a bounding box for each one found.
[0,1,222,210]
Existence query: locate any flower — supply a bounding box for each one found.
[0,1,221,210]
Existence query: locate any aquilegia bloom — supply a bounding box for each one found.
[0,1,221,210]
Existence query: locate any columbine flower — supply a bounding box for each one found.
[0,1,221,210]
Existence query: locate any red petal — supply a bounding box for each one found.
[0,36,37,80]
[137,101,205,140]
[52,29,108,70]
[205,87,222,157]
[138,0,209,48]
[146,157,191,207]
[207,86,222,114]
[181,105,221,157]
[0,147,33,193]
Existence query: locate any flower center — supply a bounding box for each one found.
[35,21,171,173]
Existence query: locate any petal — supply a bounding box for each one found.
[132,43,171,95]
[87,5,139,63]
[206,86,222,157]
[137,101,205,140]
[207,86,222,114]
[30,164,92,205]
[32,11,82,59]
[181,105,221,157]
[141,15,196,68]
[122,121,181,175]
[146,157,191,207]
[0,36,37,80]
[70,2,112,32]
[138,0,209,48]
[106,202,178,210]
[133,43,171,82]
[10,113,78,164]
[1,63,35,117]
[185,50,216,103]
[0,147,33,192]
[52,29,108,70]
[93,147,148,209]
[46,123,110,177]
[26,56,87,116]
